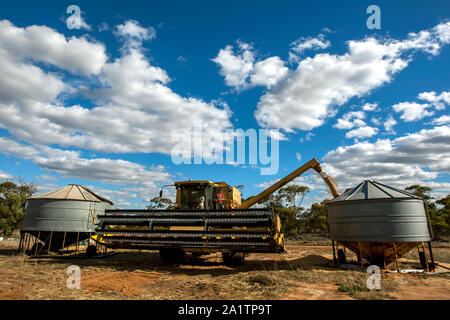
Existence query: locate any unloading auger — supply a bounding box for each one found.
[95,158,339,264]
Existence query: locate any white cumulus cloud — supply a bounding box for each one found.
[431,115,450,125]
[393,90,449,122]
[322,125,450,191]
[0,20,107,76]
[0,20,233,156]
[255,21,450,133]
[289,34,330,63]
[212,41,255,89]
[345,126,378,139]
[0,137,171,188]
[418,91,450,110]
[249,56,289,88]
[212,41,288,90]
[392,102,434,122]
[114,20,156,50]
[0,170,12,180]
[333,111,366,130]
[361,103,378,111]
[384,115,397,134]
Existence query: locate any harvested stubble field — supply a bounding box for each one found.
[0,239,449,300]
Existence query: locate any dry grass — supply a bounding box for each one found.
[286,234,331,246]
[0,242,449,300]
[334,271,396,300]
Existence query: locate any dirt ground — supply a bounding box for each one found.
[0,239,449,300]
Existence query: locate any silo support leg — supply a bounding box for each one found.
[76,232,80,255]
[29,233,33,252]
[35,232,40,255]
[427,241,435,271]
[18,232,23,253]
[48,232,53,254]
[22,233,27,253]
[393,243,400,273]
[61,232,66,254]
[358,242,364,270]
[24,233,30,253]
[19,232,24,253]
[28,234,33,252]
[332,240,337,266]
[33,234,38,255]
[421,242,430,272]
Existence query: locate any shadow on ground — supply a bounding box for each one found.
[6,249,335,277]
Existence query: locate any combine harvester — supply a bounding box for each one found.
[95,158,339,264]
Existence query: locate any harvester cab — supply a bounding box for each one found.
[174,181,241,210]
[175,181,215,210]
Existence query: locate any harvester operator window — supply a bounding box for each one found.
[191,190,202,209]
[180,185,213,210]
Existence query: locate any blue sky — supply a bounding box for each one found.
[0,0,449,208]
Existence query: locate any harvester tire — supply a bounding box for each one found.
[337,249,346,265]
[419,251,427,270]
[86,245,97,258]
[160,248,185,264]
[222,252,245,266]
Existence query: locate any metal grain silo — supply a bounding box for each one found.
[327,180,434,270]
[19,185,113,254]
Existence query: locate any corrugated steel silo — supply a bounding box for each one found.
[327,180,432,267]
[20,185,113,253]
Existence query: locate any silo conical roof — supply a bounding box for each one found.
[328,180,421,203]
[29,184,113,204]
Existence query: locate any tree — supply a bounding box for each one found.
[258,185,310,236]
[0,181,36,236]
[278,185,310,208]
[259,194,283,209]
[436,194,450,208]
[147,197,176,209]
[298,200,329,234]
[406,185,433,203]
[276,207,300,236]
[405,185,449,240]
[433,194,450,238]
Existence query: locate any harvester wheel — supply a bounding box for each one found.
[372,256,385,267]
[222,252,245,266]
[160,248,185,264]
[419,251,427,270]
[337,249,346,265]
[86,245,97,258]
